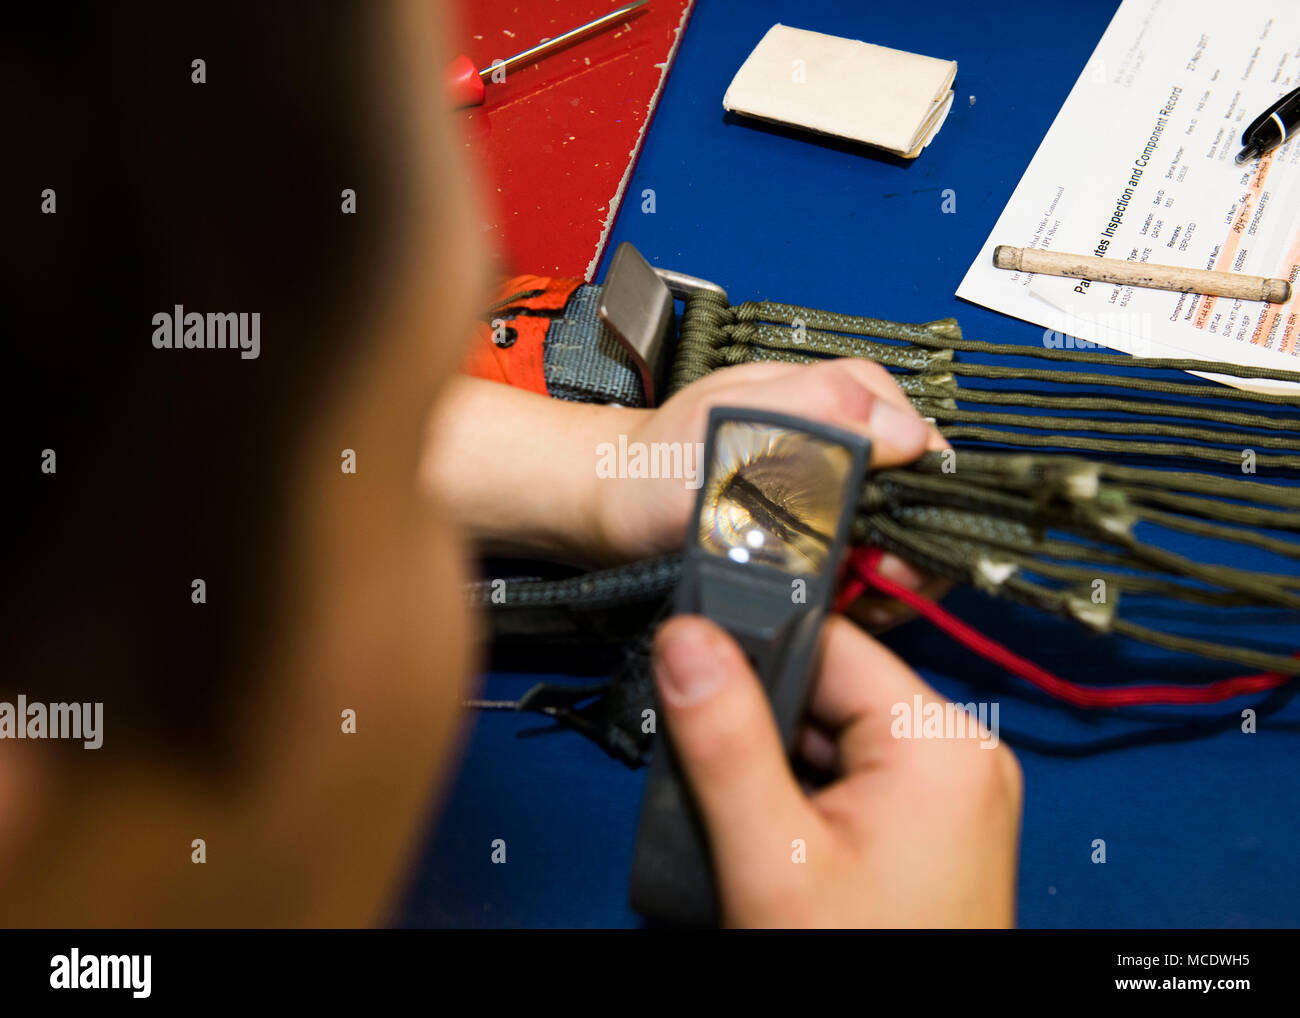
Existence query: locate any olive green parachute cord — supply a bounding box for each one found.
[730,299,1300,386]
[915,404,1300,450]
[1097,461,1300,506]
[858,458,1300,675]
[671,292,1300,474]
[659,291,1300,678]
[934,427,1300,469]
[673,291,1300,460]
[934,361,1300,408]
[931,387,1300,432]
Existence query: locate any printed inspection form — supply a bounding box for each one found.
[958,0,1300,394]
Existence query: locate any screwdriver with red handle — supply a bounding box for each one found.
[447,0,648,108]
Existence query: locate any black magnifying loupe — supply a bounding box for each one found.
[628,406,873,926]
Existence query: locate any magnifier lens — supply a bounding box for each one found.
[697,421,855,575]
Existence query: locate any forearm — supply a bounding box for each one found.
[421,376,641,566]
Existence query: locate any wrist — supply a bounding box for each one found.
[582,404,652,567]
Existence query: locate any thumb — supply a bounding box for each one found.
[652,615,816,873]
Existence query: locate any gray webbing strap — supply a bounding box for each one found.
[543,284,648,406]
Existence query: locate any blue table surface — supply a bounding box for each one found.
[399,0,1300,928]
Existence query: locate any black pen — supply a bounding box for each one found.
[1235,85,1300,163]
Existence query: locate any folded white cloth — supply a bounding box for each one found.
[723,24,957,159]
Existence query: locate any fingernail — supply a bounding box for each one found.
[655,622,729,706]
[867,398,929,452]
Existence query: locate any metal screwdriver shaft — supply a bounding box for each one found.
[487,1,647,80]
[447,1,648,107]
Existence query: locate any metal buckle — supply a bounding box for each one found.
[598,243,727,407]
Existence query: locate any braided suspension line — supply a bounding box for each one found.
[675,299,1300,669]
[673,293,1300,464]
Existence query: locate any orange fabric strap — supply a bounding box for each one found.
[461,274,582,396]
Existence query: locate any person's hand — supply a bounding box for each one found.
[651,614,1022,928]
[592,359,951,630]
[425,360,950,628]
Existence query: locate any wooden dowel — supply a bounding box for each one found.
[993,245,1292,304]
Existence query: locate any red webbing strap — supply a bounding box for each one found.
[461,274,582,396]
[838,546,1293,708]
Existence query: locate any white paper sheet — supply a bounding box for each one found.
[957,0,1300,394]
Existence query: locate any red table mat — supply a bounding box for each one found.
[450,0,695,280]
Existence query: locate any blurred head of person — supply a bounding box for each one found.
[3,0,490,924]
